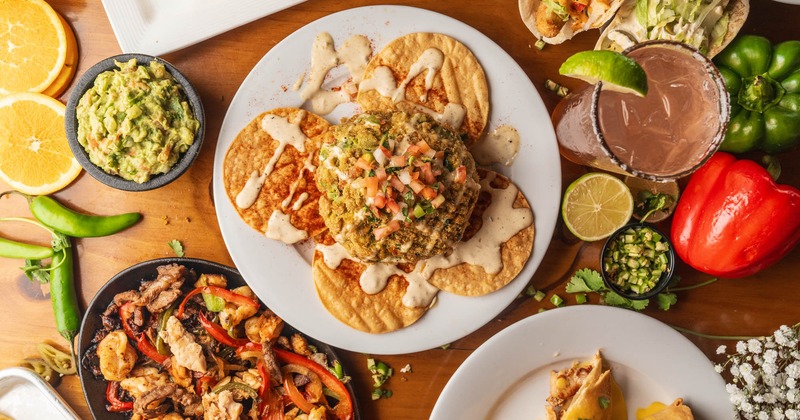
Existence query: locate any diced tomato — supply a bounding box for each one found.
[409,180,425,194]
[406,144,421,157]
[411,170,420,180]
[389,176,406,193]
[369,205,381,217]
[386,198,401,214]
[379,146,392,157]
[432,169,442,177]
[419,163,436,184]
[375,167,387,182]
[348,166,363,178]
[434,151,444,160]
[572,2,587,12]
[390,155,406,167]
[356,157,374,171]
[374,220,401,240]
[365,176,379,197]
[455,166,467,184]
[420,187,438,200]
[417,141,431,154]
[373,194,387,209]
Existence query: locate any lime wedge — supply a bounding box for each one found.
[562,172,633,242]
[559,50,648,97]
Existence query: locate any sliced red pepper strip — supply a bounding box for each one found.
[198,312,250,347]
[176,286,260,318]
[236,341,263,355]
[283,372,317,414]
[105,381,133,412]
[274,348,354,420]
[195,375,217,396]
[119,302,169,364]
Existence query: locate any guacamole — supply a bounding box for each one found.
[76,58,199,183]
[316,111,480,263]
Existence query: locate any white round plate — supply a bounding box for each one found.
[213,5,561,354]
[431,305,734,419]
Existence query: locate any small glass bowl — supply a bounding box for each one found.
[600,222,675,300]
[65,53,205,191]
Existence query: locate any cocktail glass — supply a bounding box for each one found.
[552,41,730,182]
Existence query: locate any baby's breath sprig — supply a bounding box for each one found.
[713,323,800,419]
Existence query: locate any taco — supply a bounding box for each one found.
[519,0,625,44]
[595,0,750,57]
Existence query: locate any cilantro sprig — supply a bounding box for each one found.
[566,268,677,311]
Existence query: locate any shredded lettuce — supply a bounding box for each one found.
[634,0,729,54]
[543,0,570,22]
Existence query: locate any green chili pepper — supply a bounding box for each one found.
[50,238,80,346]
[29,195,141,238]
[713,35,800,154]
[211,381,259,401]
[0,236,53,260]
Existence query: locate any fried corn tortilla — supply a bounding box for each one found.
[312,235,428,334]
[428,170,534,296]
[223,107,330,239]
[357,32,489,145]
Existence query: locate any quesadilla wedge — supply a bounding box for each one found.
[519,0,625,44]
[595,0,749,57]
[545,353,616,420]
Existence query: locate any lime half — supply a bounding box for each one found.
[559,50,648,97]
[562,172,633,242]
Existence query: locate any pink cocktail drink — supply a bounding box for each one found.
[553,41,730,181]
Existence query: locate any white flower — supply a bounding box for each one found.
[787,377,797,389]
[788,361,800,379]
[765,349,779,363]
[748,339,763,354]
[718,345,728,354]
[773,407,787,420]
[788,388,799,403]
[715,364,724,373]
[737,341,748,354]
[787,409,799,420]
[757,411,769,420]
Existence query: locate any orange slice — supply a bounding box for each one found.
[0,0,67,94]
[0,93,82,195]
[41,12,79,98]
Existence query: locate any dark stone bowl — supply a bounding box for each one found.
[77,257,360,419]
[65,53,205,191]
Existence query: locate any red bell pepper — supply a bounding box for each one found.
[274,348,354,420]
[119,302,169,364]
[176,286,260,319]
[106,381,133,412]
[198,312,250,347]
[671,152,800,278]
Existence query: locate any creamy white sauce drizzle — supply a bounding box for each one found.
[411,103,467,130]
[292,192,309,211]
[359,47,445,104]
[265,210,308,244]
[318,172,532,308]
[470,125,521,167]
[281,152,317,209]
[235,112,309,209]
[298,32,371,114]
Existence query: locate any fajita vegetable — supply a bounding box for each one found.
[671,152,800,278]
[713,35,800,154]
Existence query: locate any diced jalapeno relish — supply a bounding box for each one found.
[603,226,670,295]
[316,111,479,263]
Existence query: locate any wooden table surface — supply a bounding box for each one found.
[1,1,799,419]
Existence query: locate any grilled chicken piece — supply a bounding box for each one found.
[97,330,137,382]
[160,316,207,373]
[120,367,171,399]
[244,311,284,344]
[202,389,243,420]
[168,356,193,388]
[290,334,313,357]
[219,286,258,330]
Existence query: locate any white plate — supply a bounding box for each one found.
[431,305,735,419]
[0,367,79,419]
[100,0,307,56]
[212,5,561,354]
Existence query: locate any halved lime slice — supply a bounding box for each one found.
[562,172,633,242]
[559,50,648,97]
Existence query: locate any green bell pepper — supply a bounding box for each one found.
[713,35,800,154]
